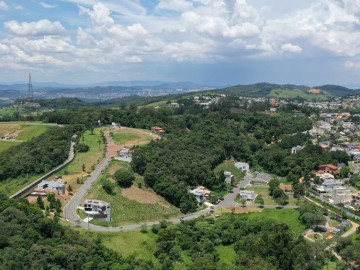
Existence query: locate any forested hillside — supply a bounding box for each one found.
[0,194,154,270]
[0,126,75,181]
[155,213,326,270]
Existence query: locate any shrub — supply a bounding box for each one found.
[77,143,90,153]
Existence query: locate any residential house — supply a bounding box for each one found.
[170,102,180,108]
[111,122,121,128]
[251,172,272,185]
[351,192,360,208]
[37,181,66,195]
[239,190,257,202]
[116,147,132,162]
[322,179,342,190]
[234,162,250,173]
[190,188,205,203]
[83,200,111,222]
[318,164,339,174]
[279,184,293,193]
[291,145,303,154]
[151,126,166,135]
[224,171,234,185]
[331,187,352,205]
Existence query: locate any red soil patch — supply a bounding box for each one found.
[104,131,123,158]
[122,186,161,204]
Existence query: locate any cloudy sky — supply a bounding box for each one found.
[0,0,360,86]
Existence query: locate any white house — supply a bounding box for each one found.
[224,171,234,185]
[234,162,250,173]
[190,188,205,203]
[331,187,351,205]
[291,145,303,154]
[83,200,111,222]
[116,147,132,162]
[239,190,257,202]
[111,122,121,128]
[37,181,65,195]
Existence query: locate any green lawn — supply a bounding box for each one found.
[214,161,245,184]
[85,160,181,226]
[0,174,41,196]
[56,128,105,190]
[246,209,306,236]
[112,132,140,145]
[245,185,299,206]
[0,141,21,153]
[268,88,329,101]
[78,229,158,262]
[216,245,236,265]
[16,124,52,140]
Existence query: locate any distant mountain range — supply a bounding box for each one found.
[0,81,359,106]
[0,81,215,106]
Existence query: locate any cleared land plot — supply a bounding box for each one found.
[268,88,329,101]
[85,160,181,226]
[245,185,299,205]
[245,209,306,236]
[112,132,140,145]
[79,230,158,262]
[111,127,156,146]
[0,122,55,140]
[0,141,21,153]
[212,206,263,216]
[214,161,245,183]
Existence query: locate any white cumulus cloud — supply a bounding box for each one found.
[5,19,66,36]
[40,2,58,9]
[281,43,303,53]
[156,0,193,12]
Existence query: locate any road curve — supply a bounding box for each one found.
[64,168,298,232]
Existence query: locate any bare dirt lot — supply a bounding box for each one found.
[213,206,263,216]
[122,186,161,204]
[0,124,22,138]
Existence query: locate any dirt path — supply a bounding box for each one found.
[305,196,359,238]
[342,221,359,238]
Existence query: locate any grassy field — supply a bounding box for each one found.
[141,100,169,108]
[112,132,140,145]
[0,174,41,196]
[0,122,55,140]
[55,128,105,191]
[85,160,181,226]
[111,127,155,146]
[0,141,21,153]
[268,88,329,100]
[214,160,245,183]
[216,245,237,265]
[75,229,158,263]
[16,124,52,140]
[244,185,299,205]
[246,209,306,236]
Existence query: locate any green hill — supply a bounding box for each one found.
[218,83,359,100]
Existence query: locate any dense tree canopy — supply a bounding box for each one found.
[0,194,154,270]
[155,213,327,270]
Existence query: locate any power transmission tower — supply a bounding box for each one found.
[28,73,33,102]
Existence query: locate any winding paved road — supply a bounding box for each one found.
[10,138,76,199]
[64,167,298,232]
